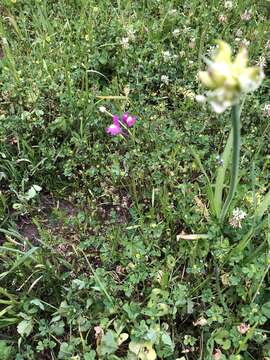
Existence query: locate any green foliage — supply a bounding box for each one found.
[0,0,269,359]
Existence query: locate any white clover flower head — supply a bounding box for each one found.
[121,37,129,48]
[241,38,250,47]
[207,45,217,57]
[218,14,227,23]
[235,29,243,38]
[198,40,264,113]
[99,106,106,113]
[224,1,233,9]
[232,208,247,220]
[161,75,169,85]
[262,103,270,117]
[173,28,180,38]
[237,323,250,334]
[257,56,266,69]
[241,9,252,21]
[127,28,136,41]
[229,208,247,228]
[162,50,171,62]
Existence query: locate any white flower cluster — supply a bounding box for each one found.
[262,103,270,118]
[121,28,136,49]
[162,50,178,62]
[224,1,233,9]
[241,9,252,21]
[229,208,247,228]
[161,75,169,85]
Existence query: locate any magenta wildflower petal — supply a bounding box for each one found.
[106,124,122,135]
[106,115,122,135]
[126,115,136,127]
[113,115,120,125]
[122,112,129,124]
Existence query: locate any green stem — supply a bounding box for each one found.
[220,104,241,223]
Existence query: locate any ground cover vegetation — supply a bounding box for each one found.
[0,0,270,359]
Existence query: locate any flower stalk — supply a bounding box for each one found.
[220,104,241,222]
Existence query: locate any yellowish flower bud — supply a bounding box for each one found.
[198,71,215,89]
[214,40,232,63]
[198,40,264,113]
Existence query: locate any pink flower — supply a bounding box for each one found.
[122,112,137,128]
[106,115,122,135]
[213,349,222,360]
[105,112,137,136]
[237,323,250,334]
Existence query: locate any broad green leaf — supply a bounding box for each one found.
[262,301,270,318]
[26,185,42,200]
[50,320,65,336]
[17,319,33,337]
[30,299,44,310]
[58,342,73,359]
[84,351,96,360]
[225,228,253,264]
[129,341,141,355]
[161,332,174,347]
[100,330,118,356]
[0,340,13,360]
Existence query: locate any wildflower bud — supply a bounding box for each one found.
[198,40,264,113]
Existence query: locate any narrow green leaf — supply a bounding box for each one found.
[226,228,254,262]
[189,146,216,216]
[254,189,270,220]
[214,129,233,217]
[0,247,39,280]
[0,318,19,328]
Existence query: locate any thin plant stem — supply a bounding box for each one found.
[220,104,241,222]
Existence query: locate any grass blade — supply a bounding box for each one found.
[0,247,39,280]
[190,146,216,216]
